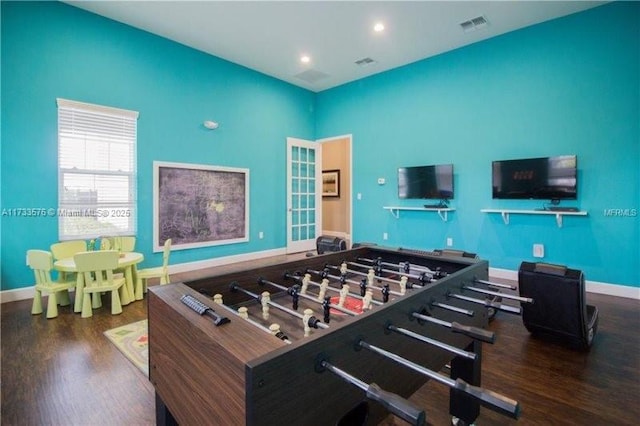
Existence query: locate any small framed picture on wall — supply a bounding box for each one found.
[322,169,340,197]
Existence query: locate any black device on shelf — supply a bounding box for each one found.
[492,155,577,201]
[545,206,579,212]
[398,164,454,202]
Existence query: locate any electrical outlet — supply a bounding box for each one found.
[383,232,388,240]
[533,243,544,258]
[377,178,385,185]
[258,231,264,239]
[446,237,453,247]
[357,193,362,200]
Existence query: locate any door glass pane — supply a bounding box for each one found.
[288,140,318,251]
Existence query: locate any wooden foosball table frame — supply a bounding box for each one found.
[148,245,518,425]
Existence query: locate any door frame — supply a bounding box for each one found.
[316,134,353,247]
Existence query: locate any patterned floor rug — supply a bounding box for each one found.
[104,319,149,376]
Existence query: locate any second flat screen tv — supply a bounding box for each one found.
[398,164,454,200]
[492,155,577,200]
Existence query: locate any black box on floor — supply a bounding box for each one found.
[316,235,347,254]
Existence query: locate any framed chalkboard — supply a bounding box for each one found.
[153,161,249,252]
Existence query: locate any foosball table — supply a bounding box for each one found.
[148,245,528,425]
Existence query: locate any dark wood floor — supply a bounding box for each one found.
[2,258,639,425]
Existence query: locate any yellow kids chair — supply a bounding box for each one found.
[114,236,136,252]
[50,239,87,282]
[74,250,126,318]
[135,238,172,300]
[28,250,76,319]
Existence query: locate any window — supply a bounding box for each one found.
[57,98,138,240]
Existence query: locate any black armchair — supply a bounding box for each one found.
[518,261,598,350]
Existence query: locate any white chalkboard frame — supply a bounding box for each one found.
[153,161,250,252]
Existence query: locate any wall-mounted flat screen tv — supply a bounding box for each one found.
[492,155,577,200]
[398,164,454,200]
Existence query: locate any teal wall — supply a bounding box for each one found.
[315,2,639,287]
[2,2,638,291]
[1,1,315,290]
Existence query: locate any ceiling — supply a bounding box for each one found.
[65,1,606,92]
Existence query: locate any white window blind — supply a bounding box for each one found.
[57,98,138,240]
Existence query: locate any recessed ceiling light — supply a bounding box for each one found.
[374,22,385,32]
[300,55,311,64]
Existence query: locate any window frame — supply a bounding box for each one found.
[56,98,138,241]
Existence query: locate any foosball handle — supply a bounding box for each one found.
[366,383,426,426]
[450,321,496,344]
[453,378,521,419]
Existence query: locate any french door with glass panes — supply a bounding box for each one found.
[286,138,322,254]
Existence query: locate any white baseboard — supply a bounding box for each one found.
[489,267,640,300]
[0,286,36,304]
[167,247,288,275]
[3,256,637,303]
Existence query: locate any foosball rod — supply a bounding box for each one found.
[386,322,476,360]
[258,278,357,316]
[400,261,439,276]
[317,358,426,426]
[229,282,329,329]
[448,292,522,315]
[356,258,435,282]
[474,279,517,290]
[210,293,292,344]
[343,261,424,288]
[358,257,441,278]
[431,300,475,317]
[411,312,495,344]
[462,285,533,304]
[325,264,417,292]
[357,341,520,420]
[308,267,402,298]
[307,268,391,302]
[284,272,384,306]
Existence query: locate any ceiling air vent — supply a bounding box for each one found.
[355,57,377,67]
[294,69,330,84]
[459,15,488,33]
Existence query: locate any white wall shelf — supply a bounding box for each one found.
[383,206,455,222]
[480,209,588,228]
